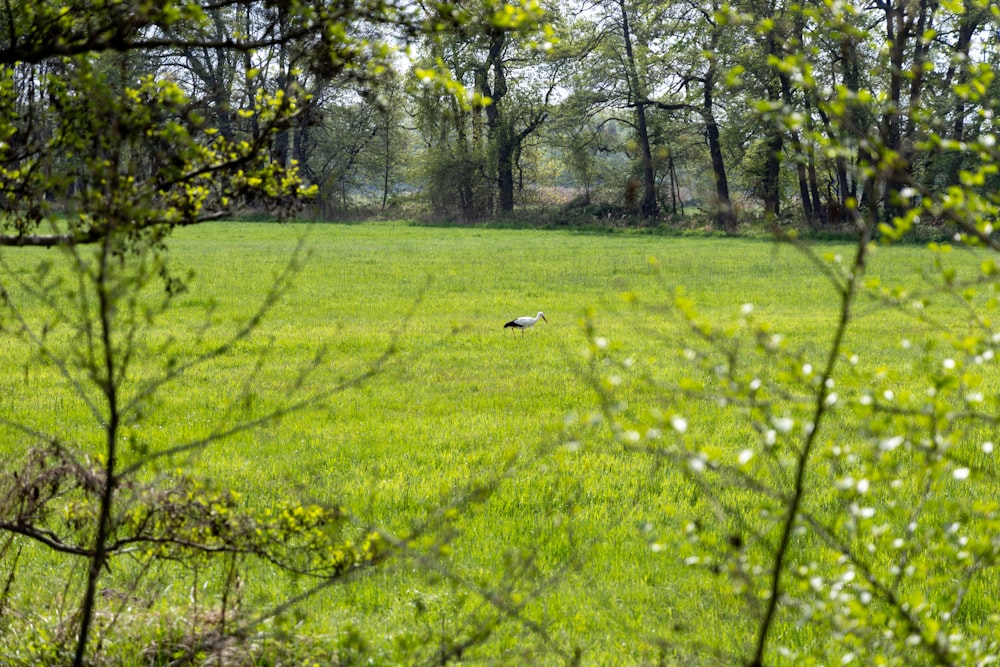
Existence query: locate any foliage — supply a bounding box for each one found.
[572,0,1000,663]
[0,1,555,665]
[391,0,1000,227]
[408,0,555,219]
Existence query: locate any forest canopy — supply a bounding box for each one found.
[2,0,997,230]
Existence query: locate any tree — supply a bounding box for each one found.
[410,0,553,218]
[0,0,550,663]
[641,0,738,228]
[411,41,494,219]
[551,0,661,218]
[580,0,1000,663]
[615,0,658,217]
[368,74,411,212]
[296,80,405,217]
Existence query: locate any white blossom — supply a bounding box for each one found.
[773,416,794,433]
[836,476,855,490]
[671,415,688,433]
[880,435,904,451]
[850,503,875,519]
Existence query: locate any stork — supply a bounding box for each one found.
[504,311,548,336]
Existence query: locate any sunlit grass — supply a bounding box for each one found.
[0,221,992,663]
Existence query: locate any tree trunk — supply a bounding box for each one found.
[618,0,657,218]
[705,113,734,229]
[666,144,680,216]
[839,31,873,219]
[703,63,735,230]
[702,16,735,230]
[943,10,981,184]
[808,155,822,221]
[793,141,813,222]
[477,32,517,214]
[762,26,785,219]
[763,133,782,218]
[73,235,121,667]
[497,120,515,212]
[382,117,391,211]
[802,93,823,222]
[882,0,907,222]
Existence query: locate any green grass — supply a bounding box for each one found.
[1,221,997,664]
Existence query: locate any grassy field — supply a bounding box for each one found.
[1,221,996,664]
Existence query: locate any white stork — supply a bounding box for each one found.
[504,311,548,336]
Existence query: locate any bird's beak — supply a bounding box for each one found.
[542,315,548,323]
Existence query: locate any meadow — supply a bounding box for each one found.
[1,220,996,664]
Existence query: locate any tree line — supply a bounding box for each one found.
[4,0,998,228]
[416,0,1000,228]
